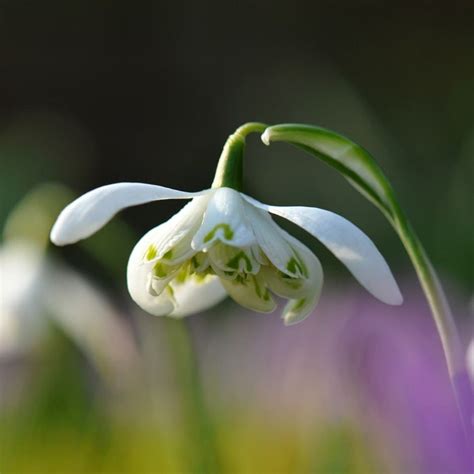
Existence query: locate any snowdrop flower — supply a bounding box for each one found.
[0,240,46,354]
[51,124,402,325]
[1,185,138,383]
[0,238,138,375]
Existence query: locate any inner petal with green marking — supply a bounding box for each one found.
[208,242,260,278]
[219,272,276,313]
[138,188,321,322]
[203,223,234,243]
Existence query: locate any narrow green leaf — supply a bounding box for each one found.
[262,124,398,220]
[261,122,470,435]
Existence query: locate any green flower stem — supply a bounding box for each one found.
[166,319,219,474]
[212,122,268,190]
[261,123,471,438]
[393,209,463,376]
[390,207,472,440]
[213,121,470,438]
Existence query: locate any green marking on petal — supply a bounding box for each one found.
[252,275,262,299]
[153,262,168,278]
[286,254,308,278]
[203,223,234,243]
[191,253,207,271]
[226,251,253,272]
[145,244,158,261]
[235,274,247,285]
[280,270,304,289]
[166,284,176,304]
[193,268,214,283]
[168,256,216,285]
[251,275,270,301]
[193,263,215,282]
[261,285,271,301]
[291,298,307,311]
[189,253,206,272]
[162,249,173,260]
[175,264,190,284]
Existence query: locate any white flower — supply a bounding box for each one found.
[51,182,402,325]
[0,239,137,378]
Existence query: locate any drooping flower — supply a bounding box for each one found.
[51,180,402,325]
[50,124,403,324]
[1,184,138,381]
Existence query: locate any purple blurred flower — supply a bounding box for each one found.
[197,282,472,472]
[335,290,472,473]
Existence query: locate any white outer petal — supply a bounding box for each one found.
[192,187,256,250]
[243,202,300,277]
[127,224,177,316]
[0,240,45,314]
[170,277,227,318]
[147,195,210,263]
[243,194,403,306]
[51,182,210,246]
[0,241,48,355]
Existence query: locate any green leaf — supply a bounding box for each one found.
[262,124,399,221]
[261,123,470,433]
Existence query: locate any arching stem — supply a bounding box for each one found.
[390,205,471,441]
[260,122,472,443]
[214,122,472,443]
[212,122,268,190]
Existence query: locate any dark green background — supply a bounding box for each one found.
[1,0,472,289]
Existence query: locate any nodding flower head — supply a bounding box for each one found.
[51,125,402,325]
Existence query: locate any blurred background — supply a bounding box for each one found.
[0,1,473,472]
